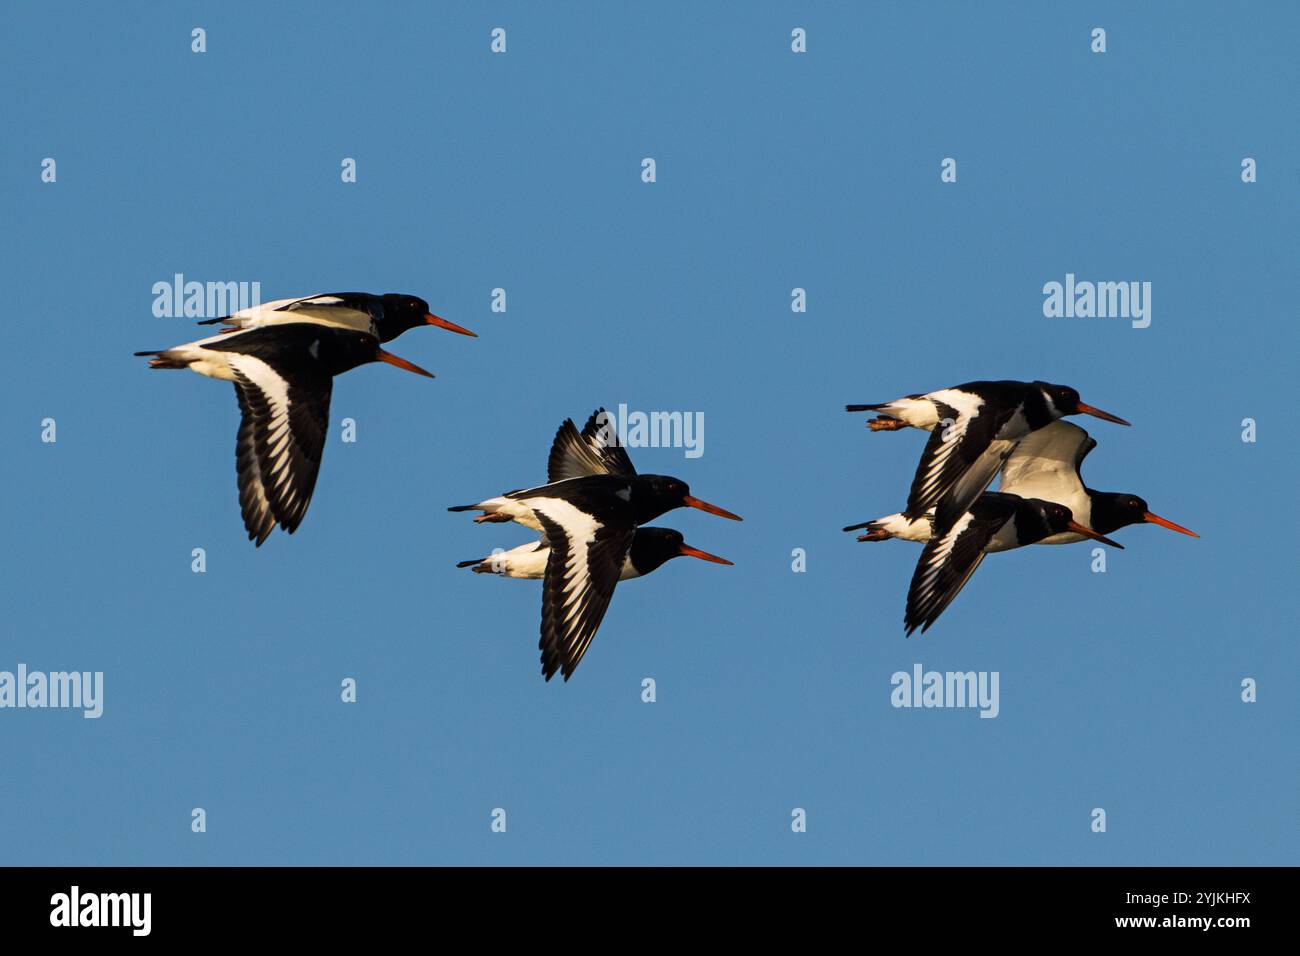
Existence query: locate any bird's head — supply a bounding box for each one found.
[1089,492,1199,538]
[1035,381,1130,426]
[1035,500,1124,549]
[630,528,734,574]
[380,294,476,339]
[633,475,743,524]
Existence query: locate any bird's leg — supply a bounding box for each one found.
[867,416,906,431]
[473,513,512,524]
[857,529,894,542]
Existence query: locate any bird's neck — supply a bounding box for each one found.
[628,481,671,525]
[1021,387,1058,430]
[625,541,670,577]
[1085,491,1129,536]
[1011,500,1054,544]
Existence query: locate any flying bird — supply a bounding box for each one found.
[459,528,732,680]
[846,380,1129,534]
[452,409,740,680]
[135,323,434,546]
[197,292,475,342]
[448,410,741,531]
[457,526,731,579]
[846,421,1198,544]
[903,493,1122,635]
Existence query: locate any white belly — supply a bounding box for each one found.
[487,542,550,578]
[181,349,238,382]
[881,397,941,431]
[984,521,1021,553]
[479,541,641,580]
[875,512,934,541]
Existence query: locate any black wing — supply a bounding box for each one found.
[546,408,637,482]
[905,399,1017,532]
[228,355,332,546]
[533,507,635,681]
[904,495,1017,635]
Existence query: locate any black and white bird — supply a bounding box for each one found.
[457,526,731,579]
[451,409,741,680]
[846,380,1130,534]
[448,410,741,531]
[197,292,475,342]
[846,421,1198,545]
[903,492,1122,635]
[135,324,434,546]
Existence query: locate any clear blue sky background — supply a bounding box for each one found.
[2,2,1294,865]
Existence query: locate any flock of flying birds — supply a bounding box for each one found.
[136,292,475,545]
[842,380,1198,634]
[448,410,741,681]
[134,292,740,681]
[135,297,1198,679]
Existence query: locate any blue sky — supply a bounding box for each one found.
[1,2,1294,865]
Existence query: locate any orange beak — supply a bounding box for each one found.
[1144,511,1199,537]
[425,313,476,337]
[1067,520,1124,549]
[682,495,743,521]
[1076,402,1131,426]
[377,348,435,378]
[677,543,734,565]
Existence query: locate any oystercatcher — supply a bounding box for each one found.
[470,522,732,681]
[994,420,1197,542]
[846,380,1130,534]
[135,324,433,546]
[448,409,741,530]
[197,292,475,342]
[457,526,731,578]
[903,493,1122,635]
[451,409,740,680]
[847,421,1198,544]
[461,527,731,680]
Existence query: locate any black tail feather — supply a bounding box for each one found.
[845,403,885,412]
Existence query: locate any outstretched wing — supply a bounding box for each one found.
[904,495,1016,635]
[998,420,1094,503]
[208,294,377,335]
[532,502,635,681]
[546,408,637,482]
[227,353,332,546]
[904,391,1017,533]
